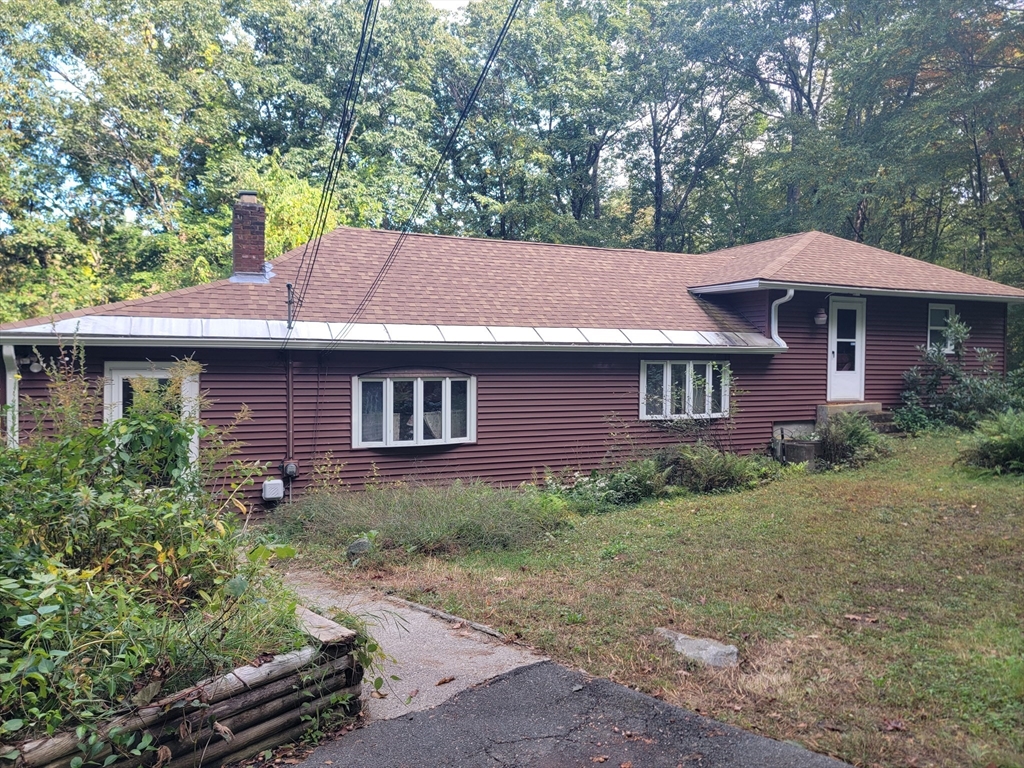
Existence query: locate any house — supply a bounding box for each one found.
[3,192,1023,504]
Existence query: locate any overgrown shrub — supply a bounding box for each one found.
[545,458,669,514]
[899,314,1024,429]
[658,444,781,493]
[277,478,566,557]
[817,412,893,469]
[957,409,1024,474]
[0,353,301,740]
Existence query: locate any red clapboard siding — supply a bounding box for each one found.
[3,294,1007,508]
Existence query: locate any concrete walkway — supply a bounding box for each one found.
[285,570,848,768]
[283,569,546,720]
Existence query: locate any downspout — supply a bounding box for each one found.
[770,289,796,348]
[285,352,294,461]
[285,352,294,502]
[2,345,18,448]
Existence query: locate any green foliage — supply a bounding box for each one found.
[2,0,1024,361]
[900,315,1024,429]
[816,412,893,469]
[657,444,782,493]
[276,479,565,559]
[958,410,1024,474]
[544,458,670,514]
[0,354,301,739]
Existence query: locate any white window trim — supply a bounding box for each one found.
[928,303,956,354]
[352,375,477,448]
[639,360,730,420]
[103,362,200,461]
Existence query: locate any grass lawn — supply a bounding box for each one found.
[288,436,1023,768]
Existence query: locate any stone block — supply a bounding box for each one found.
[656,627,738,667]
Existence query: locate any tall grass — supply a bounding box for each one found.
[275,479,566,556]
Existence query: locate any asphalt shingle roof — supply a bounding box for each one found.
[2,228,1021,336]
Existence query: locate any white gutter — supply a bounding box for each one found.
[770,289,795,348]
[2,345,17,448]
[692,279,1024,304]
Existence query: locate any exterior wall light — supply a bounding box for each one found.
[813,308,828,326]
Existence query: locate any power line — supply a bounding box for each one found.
[322,0,524,354]
[286,0,380,333]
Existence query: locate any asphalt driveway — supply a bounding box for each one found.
[286,571,848,768]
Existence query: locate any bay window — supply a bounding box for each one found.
[352,374,476,448]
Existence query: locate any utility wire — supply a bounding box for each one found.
[286,0,380,333]
[322,0,524,354]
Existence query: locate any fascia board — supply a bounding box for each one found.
[691,279,1024,303]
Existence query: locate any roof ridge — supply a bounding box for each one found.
[324,225,722,261]
[756,231,820,279]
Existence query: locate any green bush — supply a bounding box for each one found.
[958,409,1024,474]
[546,458,669,514]
[277,479,566,557]
[659,444,781,493]
[0,354,302,740]
[900,314,1024,429]
[817,412,893,469]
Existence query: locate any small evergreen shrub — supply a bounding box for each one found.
[958,410,1024,474]
[659,444,781,493]
[817,412,893,469]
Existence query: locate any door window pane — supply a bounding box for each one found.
[422,380,444,440]
[361,381,384,442]
[645,363,665,417]
[670,364,687,415]
[392,380,415,442]
[836,341,856,371]
[450,380,468,439]
[837,308,857,340]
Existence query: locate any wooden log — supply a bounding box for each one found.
[157,673,357,757]
[161,685,360,768]
[178,656,357,734]
[294,607,356,646]
[211,722,308,768]
[18,649,319,768]
[36,656,359,768]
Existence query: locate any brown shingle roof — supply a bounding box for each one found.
[693,231,1024,298]
[2,228,1021,336]
[1,227,747,332]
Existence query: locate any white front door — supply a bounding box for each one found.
[827,297,866,402]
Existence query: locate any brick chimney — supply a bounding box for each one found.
[232,191,266,279]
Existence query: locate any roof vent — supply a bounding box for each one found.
[230,191,273,283]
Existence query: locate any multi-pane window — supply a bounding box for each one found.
[640,361,729,420]
[928,303,955,353]
[353,375,476,448]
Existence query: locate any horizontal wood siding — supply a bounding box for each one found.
[864,296,1006,407]
[712,291,770,335]
[726,291,828,447]
[5,295,1008,506]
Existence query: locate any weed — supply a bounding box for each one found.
[0,352,302,740]
[274,479,565,559]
